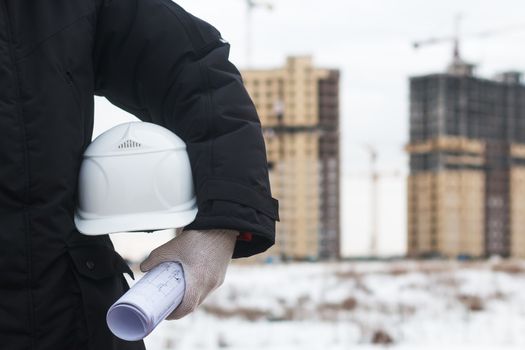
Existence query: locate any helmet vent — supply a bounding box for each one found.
[118,139,142,150]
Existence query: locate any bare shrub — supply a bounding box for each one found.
[417,262,453,275]
[492,261,525,274]
[202,304,268,321]
[489,291,507,301]
[237,307,269,321]
[397,303,417,318]
[387,265,411,276]
[371,329,394,345]
[355,278,373,295]
[335,269,362,279]
[341,297,358,310]
[435,275,460,289]
[458,294,484,312]
[317,297,358,313]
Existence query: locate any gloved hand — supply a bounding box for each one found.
[140,228,239,320]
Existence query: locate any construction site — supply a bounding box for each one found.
[407,26,525,258]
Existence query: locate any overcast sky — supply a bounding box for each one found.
[98,0,525,259]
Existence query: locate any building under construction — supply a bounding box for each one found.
[407,56,525,258]
[241,56,341,261]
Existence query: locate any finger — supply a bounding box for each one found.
[139,253,163,272]
[167,275,202,320]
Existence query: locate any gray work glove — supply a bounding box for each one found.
[140,228,239,320]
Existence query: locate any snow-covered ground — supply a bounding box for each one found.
[136,259,525,350]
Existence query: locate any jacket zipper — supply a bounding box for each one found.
[1,0,36,347]
[63,70,86,147]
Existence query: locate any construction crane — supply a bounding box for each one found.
[244,0,273,67]
[344,145,401,257]
[413,14,464,61]
[364,145,400,258]
[364,145,379,258]
[413,14,525,67]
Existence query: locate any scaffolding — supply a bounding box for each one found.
[407,63,525,258]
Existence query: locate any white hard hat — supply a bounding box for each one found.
[74,122,198,235]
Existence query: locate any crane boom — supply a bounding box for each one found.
[413,15,525,59]
[413,36,455,49]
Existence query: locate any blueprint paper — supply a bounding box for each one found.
[107,262,185,341]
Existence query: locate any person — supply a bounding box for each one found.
[0,0,279,349]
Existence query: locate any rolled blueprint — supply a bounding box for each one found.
[107,261,185,341]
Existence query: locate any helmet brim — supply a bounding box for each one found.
[74,206,198,236]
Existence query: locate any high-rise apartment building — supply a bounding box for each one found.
[241,56,340,260]
[407,57,525,258]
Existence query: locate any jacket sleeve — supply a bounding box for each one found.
[92,0,279,258]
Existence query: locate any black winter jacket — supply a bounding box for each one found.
[0,0,278,349]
